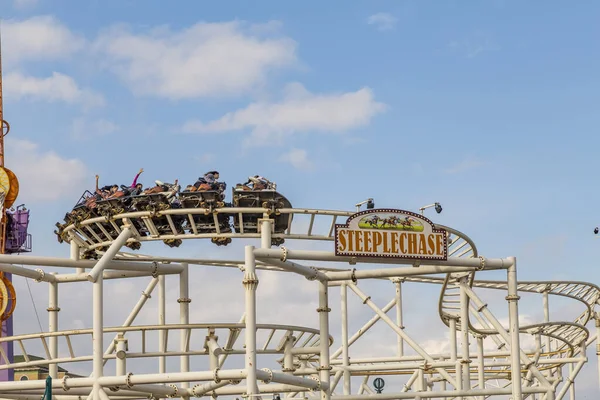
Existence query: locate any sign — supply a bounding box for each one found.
[335,209,447,260]
[373,377,385,394]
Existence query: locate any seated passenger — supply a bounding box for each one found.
[245,175,274,191]
[95,175,119,199]
[129,168,144,195]
[194,170,222,191]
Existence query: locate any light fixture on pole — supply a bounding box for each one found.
[420,202,442,215]
[355,198,375,212]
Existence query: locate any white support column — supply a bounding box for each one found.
[71,240,83,274]
[459,277,471,392]
[244,245,260,397]
[48,274,59,378]
[92,272,104,400]
[158,274,166,377]
[568,363,575,400]
[318,281,332,400]
[115,334,128,376]
[394,278,405,357]
[476,335,484,400]
[449,317,461,391]
[341,283,351,395]
[179,263,190,389]
[507,257,523,400]
[543,290,551,353]
[260,218,272,249]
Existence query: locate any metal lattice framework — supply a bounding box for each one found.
[0,206,598,400]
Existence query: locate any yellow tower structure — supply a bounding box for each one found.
[0,27,19,330]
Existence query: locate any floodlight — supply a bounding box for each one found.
[355,198,375,212]
[420,202,443,215]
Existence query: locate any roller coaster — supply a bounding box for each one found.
[0,196,597,400]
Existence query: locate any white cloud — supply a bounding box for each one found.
[181,82,386,145]
[71,117,119,140]
[4,72,104,109]
[5,138,88,202]
[93,21,297,99]
[278,148,314,171]
[1,15,85,65]
[367,13,397,31]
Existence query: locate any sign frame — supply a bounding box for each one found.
[334,208,448,261]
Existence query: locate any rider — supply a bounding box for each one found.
[94,175,118,199]
[129,168,144,195]
[245,175,273,190]
[194,171,221,191]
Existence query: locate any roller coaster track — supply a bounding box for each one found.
[63,208,596,373]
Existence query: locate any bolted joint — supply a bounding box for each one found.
[316,307,331,313]
[460,359,472,365]
[166,384,178,398]
[306,266,320,281]
[213,367,221,383]
[316,365,332,371]
[505,294,521,301]
[35,269,45,283]
[61,376,70,392]
[47,306,61,312]
[177,297,192,304]
[125,372,134,388]
[151,262,159,278]
[308,376,321,392]
[260,368,273,384]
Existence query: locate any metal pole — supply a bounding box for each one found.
[476,335,484,400]
[115,334,127,376]
[92,272,103,400]
[543,291,551,354]
[179,263,190,389]
[507,257,523,400]
[48,274,59,378]
[318,281,331,400]
[158,274,166,376]
[450,317,461,391]
[261,219,272,249]
[243,245,260,397]
[459,277,470,392]
[87,227,132,283]
[71,240,84,274]
[394,279,404,356]
[341,283,350,395]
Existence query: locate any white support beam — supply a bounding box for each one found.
[87,228,133,283]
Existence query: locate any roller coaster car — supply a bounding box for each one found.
[95,186,134,216]
[179,188,232,245]
[231,187,292,246]
[129,181,180,213]
[70,191,101,222]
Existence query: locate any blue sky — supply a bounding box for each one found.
[0,0,599,395]
[1,0,596,276]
